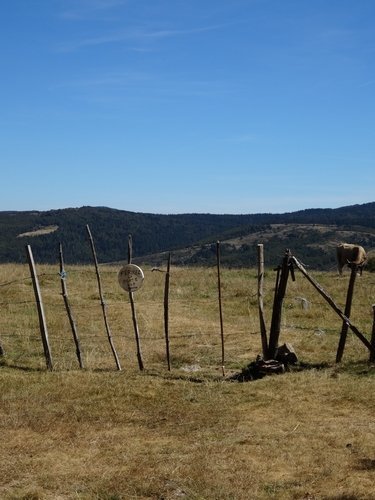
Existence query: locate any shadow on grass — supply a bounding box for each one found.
[336,360,375,377]
[355,458,375,471]
[2,357,374,383]
[0,360,45,372]
[146,368,212,384]
[229,360,332,382]
[144,361,334,384]
[230,358,375,383]
[289,361,332,371]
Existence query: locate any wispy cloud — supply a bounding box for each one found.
[55,72,239,101]
[57,24,226,52]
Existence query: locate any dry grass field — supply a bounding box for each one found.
[1,261,375,499]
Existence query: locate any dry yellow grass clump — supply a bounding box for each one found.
[0,262,375,499]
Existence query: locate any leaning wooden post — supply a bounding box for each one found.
[59,243,84,369]
[163,253,172,371]
[86,224,122,371]
[336,264,358,363]
[216,241,225,376]
[257,243,268,358]
[370,304,375,363]
[291,256,375,357]
[267,250,292,360]
[25,245,53,371]
[128,234,144,371]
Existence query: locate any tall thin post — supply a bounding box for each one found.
[336,265,357,363]
[370,304,375,363]
[267,250,291,360]
[86,224,122,371]
[257,244,268,358]
[128,234,144,371]
[59,243,84,369]
[25,245,53,371]
[128,234,133,264]
[216,241,225,376]
[291,256,375,357]
[164,253,171,371]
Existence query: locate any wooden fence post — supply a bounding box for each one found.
[128,234,144,371]
[59,243,84,369]
[267,250,292,360]
[25,244,53,371]
[216,241,225,376]
[257,243,268,358]
[336,265,357,363]
[86,224,122,371]
[370,304,375,363]
[164,253,171,371]
[291,256,375,357]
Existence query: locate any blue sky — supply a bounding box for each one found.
[1,0,374,214]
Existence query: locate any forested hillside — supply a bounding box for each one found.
[0,202,374,268]
[137,223,375,270]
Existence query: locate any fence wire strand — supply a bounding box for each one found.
[2,259,374,371]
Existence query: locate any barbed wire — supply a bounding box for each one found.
[0,276,32,287]
[0,322,341,343]
[0,300,35,306]
[0,333,41,341]
[1,263,373,370]
[0,293,352,310]
[0,272,60,288]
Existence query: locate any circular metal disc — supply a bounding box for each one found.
[118,264,144,292]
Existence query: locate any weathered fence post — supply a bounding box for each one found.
[257,243,268,358]
[216,241,225,376]
[267,249,292,360]
[164,253,172,371]
[291,256,375,357]
[336,264,358,363]
[86,224,122,371]
[370,304,375,363]
[127,234,144,371]
[25,244,53,371]
[59,243,84,369]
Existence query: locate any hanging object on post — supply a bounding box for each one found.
[118,264,144,293]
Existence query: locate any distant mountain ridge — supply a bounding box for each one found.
[0,202,374,268]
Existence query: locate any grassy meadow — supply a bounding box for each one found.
[0,262,375,499]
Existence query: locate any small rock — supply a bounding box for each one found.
[181,364,201,372]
